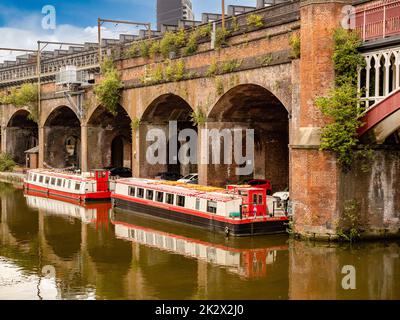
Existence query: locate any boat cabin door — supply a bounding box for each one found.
[95,170,110,192]
[241,189,267,218]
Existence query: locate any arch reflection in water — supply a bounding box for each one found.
[111,210,288,280]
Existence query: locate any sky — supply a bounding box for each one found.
[0,0,256,62]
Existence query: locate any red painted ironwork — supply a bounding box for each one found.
[358,88,400,136]
[356,0,400,42]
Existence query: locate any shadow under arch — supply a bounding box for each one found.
[139,93,197,178]
[43,105,81,169]
[6,109,38,165]
[206,84,289,190]
[86,104,132,170]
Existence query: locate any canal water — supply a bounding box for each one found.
[0,182,399,300]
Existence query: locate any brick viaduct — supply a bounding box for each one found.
[0,0,399,240]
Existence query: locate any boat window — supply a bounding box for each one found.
[75,183,81,191]
[68,180,71,189]
[28,173,32,181]
[137,188,144,198]
[51,178,56,185]
[195,198,201,210]
[129,186,136,197]
[57,179,62,187]
[166,193,174,205]
[146,189,154,200]
[177,195,185,207]
[253,194,257,204]
[45,176,50,184]
[258,195,263,204]
[38,175,44,183]
[156,192,164,202]
[207,200,217,214]
[33,174,37,182]
[63,180,66,187]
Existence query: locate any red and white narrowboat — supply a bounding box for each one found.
[24,169,112,202]
[112,178,289,236]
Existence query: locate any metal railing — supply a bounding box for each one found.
[356,0,400,42]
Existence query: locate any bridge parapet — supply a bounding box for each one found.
[355,0,400,42]
[358,45,400,110]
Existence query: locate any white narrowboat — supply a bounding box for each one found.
[112,178,289,236]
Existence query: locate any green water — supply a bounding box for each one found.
[0,182,399,300]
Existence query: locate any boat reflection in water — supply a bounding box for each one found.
[111,209,288,280]
[24,189,111,229]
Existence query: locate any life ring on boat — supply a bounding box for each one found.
[224,226,230,236]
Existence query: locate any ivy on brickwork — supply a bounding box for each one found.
[316,28,367,172]
[289,34,300,59]
[94,57,123,116]
[0,83,38,123]
[336,199,362,242]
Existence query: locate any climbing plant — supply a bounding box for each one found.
[94,57,123,116]
[190,107,206,127]
[336,199,362,242]
[0,153,16,172]
[0,83,38,123]
[316,28,367,172]
[289,34,301,59]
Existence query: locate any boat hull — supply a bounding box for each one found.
[24,183,111,203]
[112,197,288,237]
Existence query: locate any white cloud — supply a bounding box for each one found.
[0,12,143,63]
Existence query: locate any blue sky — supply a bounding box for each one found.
[0,0,255,61]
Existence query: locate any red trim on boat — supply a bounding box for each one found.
[24,183,111,202]
[112,193,288,225]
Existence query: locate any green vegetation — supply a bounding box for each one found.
[336,199,362,242]
[258,53,273,66]
[246,14,264,28]
[215,28,230,49]
[94,58,123,116]
[206,59,242,77]
[316,28,367,172]
[140,41,151,58]
[149,41,161,58]
[220,59,242,74]
[0,153,16,172]
[289,34,301,59]
[141,60,186,85]
[159,29,186,58]
[131,117,141,131]
[190,107,206,126]
[231,16,240,32]
[215,77,224,96]
[0,83,38,122]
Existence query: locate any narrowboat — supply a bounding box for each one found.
[112,178,289,236]
[24,169,112,202]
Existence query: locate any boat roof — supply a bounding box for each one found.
[116,178,244,203]
[27,169,96,182]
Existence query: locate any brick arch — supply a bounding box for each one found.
[43,105,80,127]
[139,93,193,121]
[85,102,131,126]
[86,104,132,170]
[5,108,34,128]
[207,83,288,120]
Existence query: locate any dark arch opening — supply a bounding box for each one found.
[207,84,289,191]
[87,105,132,170]
[140,94,197,178]
[44,106,81,169]
[6,110,38,165]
